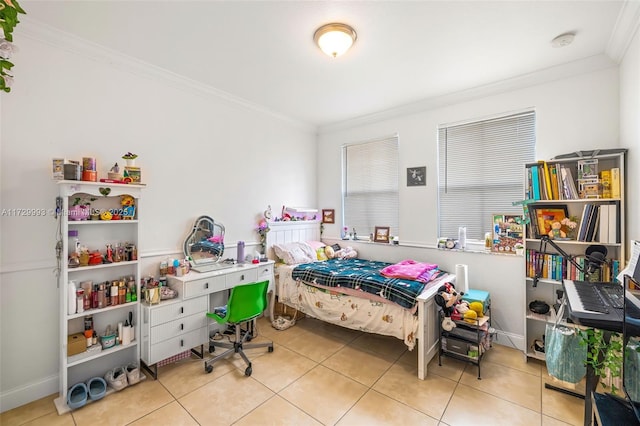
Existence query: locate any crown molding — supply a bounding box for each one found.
[606,0,640,63]
[17,17,315,133]
[318,54,617,135]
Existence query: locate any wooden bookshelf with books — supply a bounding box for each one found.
[522,150,626,361]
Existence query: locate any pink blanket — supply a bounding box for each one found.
[380,259,438,283]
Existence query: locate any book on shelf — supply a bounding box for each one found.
[609,202,619,244]
[549,164,560,200]
[560,165,579,200]
[585,204,600,242]
[598,204,609,243]
[577,204,591,241]
[611,167,620,198]
[542,162,553,201]
[530,163,541,200]
[600,170,612,198]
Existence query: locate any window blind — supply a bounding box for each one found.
[438,111,535,240]
[343,136,399,238]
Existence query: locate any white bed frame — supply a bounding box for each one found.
[265,220,440,380]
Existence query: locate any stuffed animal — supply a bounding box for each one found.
[324,245,335,259]
[469,301,484,318]
[548,221,566,239]
[121,194,134,207]
[442,316,456,331]
[463,309,478,324]
[434,282,462,317]
[334,246,357,259]
[455,300,470,315]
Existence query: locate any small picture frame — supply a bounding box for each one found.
[407,166,426,187]
[530,204,569,238]
[322,209,335,224]
[491,213,524,254]
[374,226,390,243]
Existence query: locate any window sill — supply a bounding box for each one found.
[330,237,523,256]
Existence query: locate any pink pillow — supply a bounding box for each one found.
[306,241,326,251]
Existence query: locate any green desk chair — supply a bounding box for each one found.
[205,280,274,376]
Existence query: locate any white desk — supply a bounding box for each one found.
[140,261,274,377]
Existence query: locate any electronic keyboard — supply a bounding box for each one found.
[563,280,623,332]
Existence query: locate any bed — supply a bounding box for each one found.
[265,220,454,380]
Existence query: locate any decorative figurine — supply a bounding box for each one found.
[548,221,566,239]
[105,244,114,263]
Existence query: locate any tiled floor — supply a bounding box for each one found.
[1,316,587,425]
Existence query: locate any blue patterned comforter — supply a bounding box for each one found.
[291,258,447,309]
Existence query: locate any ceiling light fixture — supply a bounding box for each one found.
[314,23,357,58]
[551,32,575,48]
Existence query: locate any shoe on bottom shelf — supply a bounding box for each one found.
[125,362,140,385]
[104,367,128,391]
[67,382,88,409]
[86,377,107,401]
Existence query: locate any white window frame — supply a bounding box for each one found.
[342,135,399,240]
[437,110,536,241]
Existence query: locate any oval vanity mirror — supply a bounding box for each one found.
[184,216,232,272]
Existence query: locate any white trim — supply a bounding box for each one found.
[18,17,314,133]
[0,374,58,413]
[606,0,640,63]
[437,108,535,130]
[319,54,616,134]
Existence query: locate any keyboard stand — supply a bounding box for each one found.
[560,284,622,426]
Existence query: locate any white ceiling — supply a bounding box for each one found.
[19,1,639,128]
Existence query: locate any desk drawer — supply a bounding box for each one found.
[226,269,257,288]
[150,312,208,345]
[147,327,207,365]
[256,264,273,281]
[150,296,208,327]
[184,275,225,299]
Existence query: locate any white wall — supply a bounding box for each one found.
[317,66,621,355]
[2,22,638,414]
[0,34,316,411]
[620,26,640,243]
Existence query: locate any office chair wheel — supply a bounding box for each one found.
[205,364,213,374]
[268,346,274,353]
[244,365,252,376]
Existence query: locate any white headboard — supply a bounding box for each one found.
[265,220,321,260]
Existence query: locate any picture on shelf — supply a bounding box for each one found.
[374,226,390,243]
[531,204,569,238]
[491,213,523,254]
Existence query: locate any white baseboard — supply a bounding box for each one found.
[0,374,58,413]
[492,330,525,352]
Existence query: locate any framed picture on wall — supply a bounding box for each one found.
[530,204,569,238]
[407,166,426,186]
[322,209,335,223]
[374,226,390,243]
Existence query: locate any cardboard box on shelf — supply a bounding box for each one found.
[67,333,86,357]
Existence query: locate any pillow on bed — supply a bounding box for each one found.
[273,242,317,265]
[305,240,325,251]
[305,241,328,260]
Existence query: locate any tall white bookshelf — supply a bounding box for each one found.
[54,181,144,414]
